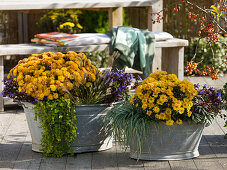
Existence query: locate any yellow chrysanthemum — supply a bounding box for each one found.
[146,110,152,116]
[165,108,172,115]
[131,71,198,126]
[178,108,185,114]
[187,111,192,117]
[47,94,54,100]
[130,95,135,104]
[166,119,174,126]
[176,119,183,125]
[53,93,59,99]
[153,106,160,113]
[159,112,166,120]
[7,51,98,101]
[142,104,148,110]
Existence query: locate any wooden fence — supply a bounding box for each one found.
[162,0,215,39]
[124,0,215,39]
[0,10,45,44]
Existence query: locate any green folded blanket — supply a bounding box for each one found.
[106,26,155,79]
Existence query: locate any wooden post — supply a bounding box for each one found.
[23,12,29,43]
[0,56,4,112]
[162,47,184,80]
[108,7,123,30]
[152,48,162,72]
[18,12,23,43]
[147,0,163,32]
[18,12,29,43]
[148,0,163,74]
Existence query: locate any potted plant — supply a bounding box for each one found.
[105,71,223,160]
[2,51,139,157]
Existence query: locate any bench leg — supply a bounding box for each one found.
[152,47,162,72]
[0,56,4,112]
[108,7,123,30]
[162,47,184,80]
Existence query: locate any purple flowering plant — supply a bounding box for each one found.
[2,69,141,105]
[219,83,227,110]
[68,69,141,105]
[217,83,227,128]
[104,69,141,103]
[191,84,223,124]
[2,79,37,104]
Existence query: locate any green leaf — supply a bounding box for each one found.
[34,97,78,157]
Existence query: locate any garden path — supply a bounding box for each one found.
[0,75,227,170]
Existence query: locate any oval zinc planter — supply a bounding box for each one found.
[129,122,205,160]
[22,102,113,153]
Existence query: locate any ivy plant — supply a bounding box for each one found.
[34,97,78,157]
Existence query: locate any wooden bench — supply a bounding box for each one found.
[0,38,188,111]
[0,0,189,112]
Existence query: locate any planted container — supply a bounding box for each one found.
[22,102,113,153]
[129,122,205,160]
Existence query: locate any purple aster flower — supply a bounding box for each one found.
[199,90,204,94]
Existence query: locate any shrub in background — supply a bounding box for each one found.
[78,10,109,33]
[85,51,109,68]
[37,9,83,34]
[185,36,227,75]
[37,8,130,34]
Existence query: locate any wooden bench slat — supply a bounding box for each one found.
[0,38,188,56]
[0,0,158,10]
[0,44,110,56]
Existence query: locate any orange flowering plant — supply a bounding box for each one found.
[4,51,97,102]
[2,51,139,157]
[107,71,223,127]
[2,51,99,157]
[129,71,197,125]
[105,71,223,158]
[153,0,226,79]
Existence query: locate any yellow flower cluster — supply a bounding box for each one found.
[59,22,75,29]
[130,71,197,126]
[7,51,98,101]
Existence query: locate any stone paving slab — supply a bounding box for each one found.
[0,75,226,169]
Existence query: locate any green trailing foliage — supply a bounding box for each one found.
[34,97,78,157]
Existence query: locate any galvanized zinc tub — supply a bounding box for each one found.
[22,102,113,153]
[129,122,205,160]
